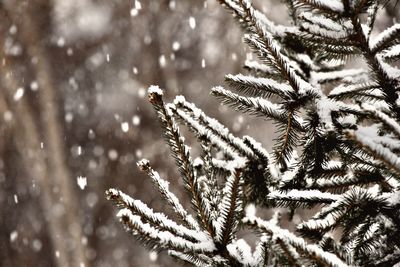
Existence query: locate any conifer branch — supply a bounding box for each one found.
[137,159,200,230]
[148,86,215,236]
[244,215,349,267]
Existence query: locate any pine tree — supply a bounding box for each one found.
[106,1,400,266]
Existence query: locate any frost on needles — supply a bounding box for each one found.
[106,0,400,266]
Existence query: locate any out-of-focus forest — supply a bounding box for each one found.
[0,0,398,266]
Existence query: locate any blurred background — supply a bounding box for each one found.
[0,0,398,266]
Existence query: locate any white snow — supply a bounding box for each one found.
[189,17,196,29]
[9,25,17,34]
[159,55,166,68]
[201,58,206,68]
[313,68,366,84]
[10,231,18,242]
[300,12,344,32]
[148,85,163,96]
[134,0,142,10]
[3,111,13,122]
[312,0,344,12]
[370,23,400,51]
[383,44,400,59]
[348,126,400,170]
[30,81,39,91]
[225,73,293,98]
[53,0,111,42]
[149,251,158,262]
[13,88,24,101]
[108,149,118,160]
[269,189,340,203]
[316,97,339,130]
[121,122,129,132]
[169,0,176,10]
[244,215,348,267]
[132,115,141,126]
[362,103,400,138]
[227,239,256,266]
[172,41,180,51]
[77,176,87,190]
[245,204,256,217]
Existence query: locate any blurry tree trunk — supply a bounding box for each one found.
[0,91,14,267]
[1,1,88,266]
[386,2,400,21]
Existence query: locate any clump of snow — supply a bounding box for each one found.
[173,95,186,105]
[148,85,163,96]
[77,176,87,190]
[317,97,339,130]
[245,204,256,217]
[193,157,204,167]
[137,158,150,170]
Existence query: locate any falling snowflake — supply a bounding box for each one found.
[121,122,129,132]
[77,176,87,190]
[189,16,196,29]
[13,88,24,101]
[10,231,18,242]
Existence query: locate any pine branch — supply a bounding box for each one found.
[294,0,345,14]
[216,170,244,246]
[171,96,255,160]
[136,159,200,230]
[345,129,400,174]
[370,23,400,54]
[225,73,295,100]
[244,215,349,267]
[148,86,215,236]
[211,86,304,131]
[116,208,215,253]
[106,189,208,243]
[267,189,340,207]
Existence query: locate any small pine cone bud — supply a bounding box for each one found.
[137,159,151,171]
[105,188,119,200]
[148,85,164,104]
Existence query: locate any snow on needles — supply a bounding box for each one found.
[148,85,163,96]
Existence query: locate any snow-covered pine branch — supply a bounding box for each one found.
[107,1,400,266]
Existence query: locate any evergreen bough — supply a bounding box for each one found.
[106,0,400,266]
